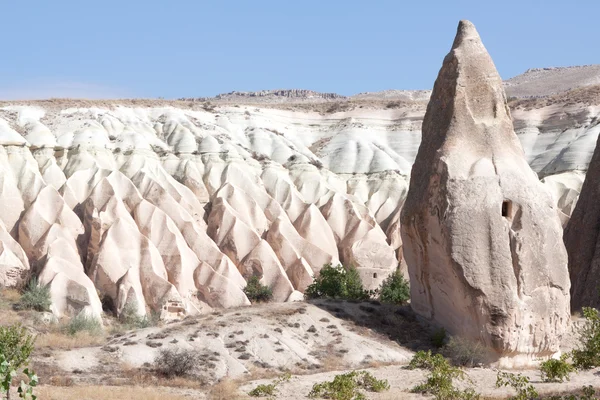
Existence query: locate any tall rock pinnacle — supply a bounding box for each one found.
[401,20,571,367]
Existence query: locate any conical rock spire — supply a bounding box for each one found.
[401,20,570,367]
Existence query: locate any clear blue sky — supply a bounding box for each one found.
[1,0,598,99]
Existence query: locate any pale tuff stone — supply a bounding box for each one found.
[564,136,600,311]
[401,20,570,367]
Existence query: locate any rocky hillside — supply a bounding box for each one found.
[504,65,600,98]
[0,67,598,323]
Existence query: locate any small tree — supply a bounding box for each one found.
[305,264,371,301]
[378,269,410,305]
[540,354,574,383]
[243,276,273,303]
[0,324,38,399]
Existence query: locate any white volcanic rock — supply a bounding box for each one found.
[0,219,29,287]
[88,217,182,317]
[0,55,597,324]
[541,171,585,226]
[240,240,295,302]
[400,21,570,366]
[18,185,102,319]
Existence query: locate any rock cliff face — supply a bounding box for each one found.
[564,134,600,311]
[400,20,570,367]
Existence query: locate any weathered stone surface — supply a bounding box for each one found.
[564,136,600,311]
[400,20,570,367]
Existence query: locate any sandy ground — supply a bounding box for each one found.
[2,295,598,399]
[240,364,600,399]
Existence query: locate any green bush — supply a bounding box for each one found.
[119,300,157,329]
[249,383,276,397]
[409,351,479,400]
[0,324,38,399]
[442,336,486,367]
[308,371,389,400]
[407,350,441,370]
[249,373,291,397]
[378,269,410,305]
[63,313,102,336]
[495,371,538,400]
[305,264,372,301]
[572,307,600,370]
[17,278,51,312]
[244,276,273,303]
[540,354,574,383]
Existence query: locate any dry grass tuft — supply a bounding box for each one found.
[37,385,190,400]
[1,288,22,303]
[35,330,106,350]
[114,363,204,389]
[208,379,246,400]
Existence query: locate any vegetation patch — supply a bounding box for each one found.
[409,351,479,400]
[571,307,600,370]
[16,278,51,312]
[378,269,410,305]
[118,301,158,329]
[0,324,38,399]
[244,276,273,303]
[62,313,102,336]
[248,373,291,397]
[540,354,574,383]
[442,336,486,367]
[496,371,538,400]
[305,264,372,301]
[153,348,201,378]
[308,370,389,400]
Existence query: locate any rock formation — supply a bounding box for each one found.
[0,46,596,325]
[400,20,570,366]
[564,135,600,310]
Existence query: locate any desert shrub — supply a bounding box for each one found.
[17,278,51,312]
[243,276,273,303]
[495,371,538,400]
[248,373,291,397]
[0,324,38,399]
[545,385,597,400]
[119,301,157,329]
[409,351,479,400]
[248,383,276,397]
[354,371,389,392]
[442,336,486,367]
[305,264,372,301]
[407,350,440,370]
[153,348,201,378]
[378,269,410,305]
[431,327,447,348]
[540,354,574,383]
[63,313,102,336]
[308,371,389,400]
[571,307,600,370]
